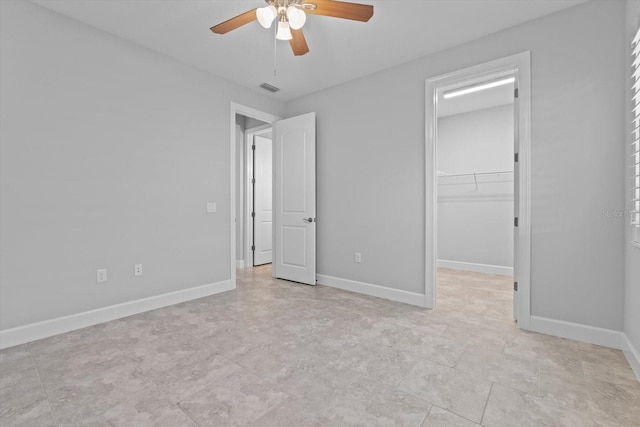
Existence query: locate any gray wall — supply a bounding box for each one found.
[0,0,284,330]
[437,105,514,269]
[286,0,626,330]
[625,0,640,359]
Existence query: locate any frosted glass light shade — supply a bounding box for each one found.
[286,6,306,30]
[256,5,277,28]
[276,21,293,40]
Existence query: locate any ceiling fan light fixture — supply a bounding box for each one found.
[286,6,306,30]
[256,5,277,29]
[276,20,293,40]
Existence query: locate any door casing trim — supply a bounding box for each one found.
[230,102,281,285]
[424,52,532,330]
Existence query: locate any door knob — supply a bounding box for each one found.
[302,217,314,223]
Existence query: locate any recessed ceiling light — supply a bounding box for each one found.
[443,77,515,99]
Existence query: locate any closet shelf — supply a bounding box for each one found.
[438,170,514,178]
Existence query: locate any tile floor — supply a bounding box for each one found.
[1,266,639,426]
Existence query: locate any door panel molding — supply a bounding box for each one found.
[273,112,317,285]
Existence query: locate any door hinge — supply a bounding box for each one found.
[251,145,255,151]
[514,88,519,98]
[514,153,519,163]
[251,178,255,184]
[251,245,255,251]
[514,217,519,227]
[251,212,255,218]
[514,281,518,291]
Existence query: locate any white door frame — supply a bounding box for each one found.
[245,125,273,268]
[230,102,281,285]
[424,52,532,330]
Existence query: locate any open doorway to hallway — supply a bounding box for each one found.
[235,113,273,269]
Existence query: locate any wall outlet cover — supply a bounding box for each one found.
[96,268,107,283]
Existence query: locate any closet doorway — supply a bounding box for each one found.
[425,53,531,329]
[437,77,515,320]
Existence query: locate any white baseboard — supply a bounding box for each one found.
[623,334,640,382]
[316,274,426,307]
[236,260,245,269]
[0,279,234,350]
[529,315,625,350]
[437,259,513,276]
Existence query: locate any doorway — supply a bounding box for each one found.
[230,103,280,284]
[230,103,318,287]
[436,77,515,320]
[245,126,273,267]
[425,52,531,330]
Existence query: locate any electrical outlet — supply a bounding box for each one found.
[134,264,143,276]
[207,202,217,213]
[96,268,108,283]
[354,252,362,263]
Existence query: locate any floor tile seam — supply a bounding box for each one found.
[247,396,297,425]
[385,319,450,338]
[368,373,435,409]
[479,381,494,426]
[394,384,463,423]
[175,399,202,427]
[308,383,433,424]
[124,339,220,379]
[409,353,513,392]
[27,347,60,427]
[398,347,464,369]
[453,363,539,396]
[434,403,484,426]
[171,357,260,405]
[418,404,433,427]
[31,347,128,382]
[27,328,112,360]
[451,342,470,369]
[457,347,542,374]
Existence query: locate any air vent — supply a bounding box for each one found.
[259,83,280,93]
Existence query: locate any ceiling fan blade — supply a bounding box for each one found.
[305,0,373,22]
[290,29,310,56]
[210,8,257,34]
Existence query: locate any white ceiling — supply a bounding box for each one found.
[31,0,586,102]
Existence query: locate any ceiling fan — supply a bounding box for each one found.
[210,0,374,56]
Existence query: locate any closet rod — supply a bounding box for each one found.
[439,170,514,178]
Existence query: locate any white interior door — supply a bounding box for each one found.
[273,112,316,285]
[253,135,273,266]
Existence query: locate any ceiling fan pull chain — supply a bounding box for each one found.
[273,21,278,77]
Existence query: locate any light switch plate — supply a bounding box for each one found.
[207,202,217,213]
[354,252,362,263]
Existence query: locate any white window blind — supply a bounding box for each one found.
[632,26,640,235]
